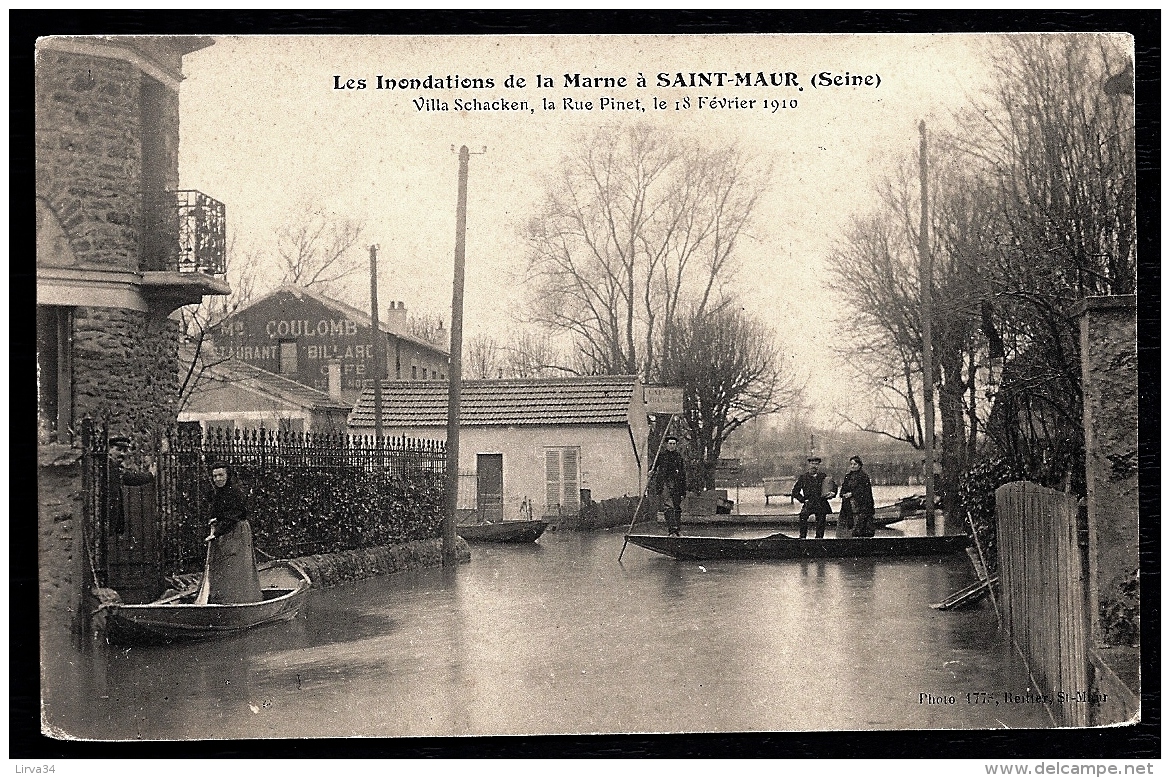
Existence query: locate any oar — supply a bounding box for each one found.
[193,537,213,605]
[619,416,676,563]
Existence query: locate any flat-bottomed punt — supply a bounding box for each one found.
[457,519,549,543]
[624,532,970,561]
[104,560,311,644]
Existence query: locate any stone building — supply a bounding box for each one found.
[35,36,228,635]
[210,285,450,405]
[36,35,228,448]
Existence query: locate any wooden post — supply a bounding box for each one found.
[443,146,471,565]
[918,120,937,534]
[369,245,384,445]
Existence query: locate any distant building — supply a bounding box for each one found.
[349,376,649,521]
[210,286,449,405]
[178,348,351,437]
[36,35,229,444]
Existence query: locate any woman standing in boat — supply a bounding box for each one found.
[199,462,263,604]
[839,456,876,538]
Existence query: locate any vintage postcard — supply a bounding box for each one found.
[34,28,1142,751]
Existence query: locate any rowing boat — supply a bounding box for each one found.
[457,519,549,543]
[104,560,311,644]
[623,532,969,560]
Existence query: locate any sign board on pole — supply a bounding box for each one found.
[643,386,683,414]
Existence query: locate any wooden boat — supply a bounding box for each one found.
[457,519,549,543]
[623,531,970,561]
[104,560,311,644]
[671,504,906,528]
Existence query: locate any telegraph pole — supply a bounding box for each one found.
[369,244,384,444]
[443,145,471,565]
[918,121,937,534]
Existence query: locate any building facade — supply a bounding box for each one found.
[177,347,351,437]
[36,35,229,446]
[211,286,449,405]
[349,376,649,521]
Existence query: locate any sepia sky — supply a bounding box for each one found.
[177,34,1001,425]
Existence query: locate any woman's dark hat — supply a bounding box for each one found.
[807,456,822,463]
[665,435,679,442]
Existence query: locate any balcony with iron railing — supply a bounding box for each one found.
[140,190,231,311]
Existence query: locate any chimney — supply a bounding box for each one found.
[385,301,408,334]
[436,317,449,349]
[327,361,342,401]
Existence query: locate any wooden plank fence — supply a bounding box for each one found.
[996,481,1089,727]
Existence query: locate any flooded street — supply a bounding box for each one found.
[42,503,1054,740]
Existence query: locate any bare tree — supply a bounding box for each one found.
[523,126,767,382]
[275,204,366,292]
[661,305,804,490]
[406,312,447,347]
[465,334,504,379]
[176,235,264,413]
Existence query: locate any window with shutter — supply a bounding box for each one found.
[543,446,581,514]
[562,447,580,511]
[545,449,561,510]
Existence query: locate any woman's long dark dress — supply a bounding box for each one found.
[839,468,876,538]
[200,478,263,604]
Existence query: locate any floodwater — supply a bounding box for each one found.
[41,502,1054,740]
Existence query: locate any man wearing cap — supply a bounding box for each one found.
[791,456,836,539]
[106,436,154,534]
[651,435,688,536]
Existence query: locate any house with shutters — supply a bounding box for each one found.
[348,376,649,522]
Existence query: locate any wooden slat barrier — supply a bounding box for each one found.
[996,482,1089,727]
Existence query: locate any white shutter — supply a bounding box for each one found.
[545,449,561,511]
[562,448,579,511]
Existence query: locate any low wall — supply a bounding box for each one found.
[290,538,470,589]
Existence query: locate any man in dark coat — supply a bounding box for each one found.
[651,435,688,536]
[792,456,836,539]
[106,436,154,534]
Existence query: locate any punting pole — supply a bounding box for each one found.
[618,414,674,562]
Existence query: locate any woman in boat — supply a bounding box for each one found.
[200,462,263,604]
[839,456,876,538]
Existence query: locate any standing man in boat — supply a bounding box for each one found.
[651,435,688,537]
[792,456,836,539]
[839,455,876,538]
[200,462,263,604]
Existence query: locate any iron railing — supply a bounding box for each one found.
[143,189,227,276]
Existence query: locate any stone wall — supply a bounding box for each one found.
[1078,295,1139,647]
[38,449,88,641]
[36,51,144,272]
[72,306,180,449]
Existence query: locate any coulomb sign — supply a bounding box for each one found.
[643,386,683,414]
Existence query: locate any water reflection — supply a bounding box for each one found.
[41,529,1053,739]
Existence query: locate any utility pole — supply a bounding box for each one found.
[369,245,384,444]
[918,120,937,534]
[443,145,471,565]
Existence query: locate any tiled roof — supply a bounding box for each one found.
[181,346,352,411]
[349,376,639,428]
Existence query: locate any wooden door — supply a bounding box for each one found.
[477,454,504,522]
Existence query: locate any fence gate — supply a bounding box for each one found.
[996,481,1089,727]
[81,418,163,604]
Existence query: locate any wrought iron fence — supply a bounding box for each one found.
[157,427,446,574]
